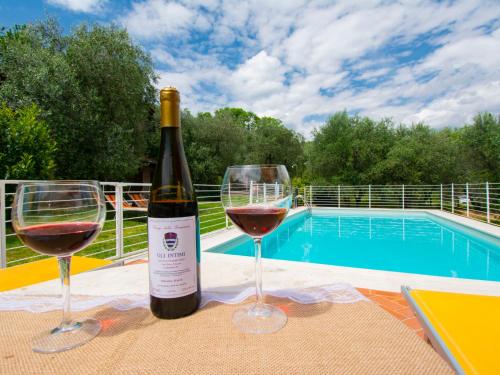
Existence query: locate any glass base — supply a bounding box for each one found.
[32,318,101,354]
[232,303,287,334]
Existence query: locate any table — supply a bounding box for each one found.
[0,296,452,374]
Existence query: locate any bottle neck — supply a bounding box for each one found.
[157,126,184,169]
[159,125,181,144]
[151,125,194,202]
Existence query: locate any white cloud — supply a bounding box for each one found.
[229,51,286,100]
[153,46,231,114]
[357,68,392,81]
[180,0,220,10]
[420,31,500,72]
[119,0,195,39]
[122,0,500,135]
[405,81,500,126]
[46,0,106,13]
[157,68,230,114]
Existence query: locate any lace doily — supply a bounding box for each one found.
[0,283,366,313]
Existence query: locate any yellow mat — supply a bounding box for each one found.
[0,256,112,292]
[410,289,500,375]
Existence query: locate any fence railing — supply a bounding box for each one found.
[1,180,498,268]
[302,183,499,225]
[0,181,230,268]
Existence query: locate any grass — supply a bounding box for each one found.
[5,202,227,267]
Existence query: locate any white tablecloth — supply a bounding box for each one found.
[0,259,366,312]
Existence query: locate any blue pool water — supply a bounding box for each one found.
[209,209,500,282]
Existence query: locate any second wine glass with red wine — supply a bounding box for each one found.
[221,165,292,334]
[12,181,106,353]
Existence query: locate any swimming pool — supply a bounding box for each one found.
[208,209,500,282]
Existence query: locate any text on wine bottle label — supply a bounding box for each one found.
[148,216,198,298]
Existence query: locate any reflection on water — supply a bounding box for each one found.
[214,213,500,282]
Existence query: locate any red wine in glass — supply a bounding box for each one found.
[226,207,287,237]
[11,180,106,353]
[16,222,100,256]
[221,165,292,334]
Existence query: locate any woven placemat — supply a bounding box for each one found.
[0,298,452,374]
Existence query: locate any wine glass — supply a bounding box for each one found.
[11,181,106,353]
[221,165,292,334]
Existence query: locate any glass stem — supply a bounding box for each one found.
[58,255,72,328]
[254,238,263,306]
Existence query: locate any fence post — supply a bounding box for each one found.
[337,185,340,208]
[440,184,443,210]
[309,185,312,206]
[402,184,405,210]
[303,186,307,206]
[486,182,490,224]
[466,182,469,218]
[249,180,253,204]
[115,183,124,258]
[451,183,454,214]
[263,183,267,204]
[0,181,6,269]
[368,185,371,209]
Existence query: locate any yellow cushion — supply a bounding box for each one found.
[0,256,112,292]
[411,289,500,375]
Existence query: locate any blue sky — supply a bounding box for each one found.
[1,0,500,137]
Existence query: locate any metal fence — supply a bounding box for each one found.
[302,183,500,225]
[0,181,229,268]
[1,180,498,268]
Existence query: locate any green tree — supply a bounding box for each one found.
[307,112,395,184]
[246,116,305,176]
[0,103,56,179]
[214,107,259,131]
[180,109,247,184]
[65,23,157,179]
[372,124,461,184]
[460,113,500,182]
[0,19,157,180]
[174,108,305,183]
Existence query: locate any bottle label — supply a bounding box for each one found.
[148,216,198,299]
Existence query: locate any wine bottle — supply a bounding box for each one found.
[148,87,200,319]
